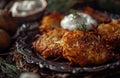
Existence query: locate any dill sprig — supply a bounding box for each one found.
[76,23,86,30]
[70,9,87,30]
[70,9,79,18]
[70,9,82,19]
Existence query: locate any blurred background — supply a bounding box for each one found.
[0,0,120,13]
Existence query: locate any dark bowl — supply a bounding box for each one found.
[4,0,47,23]
[16,13,120,74]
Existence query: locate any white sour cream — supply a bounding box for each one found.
[61,13,97,30]
[20,73,40,78]
[10,0,47,17]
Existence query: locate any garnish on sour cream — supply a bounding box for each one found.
[61,11,97,31]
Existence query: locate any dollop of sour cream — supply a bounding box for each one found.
[61,13,97,30]
[10,0,47,17]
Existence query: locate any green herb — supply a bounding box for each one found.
[70,9,79,18]
[76,23,86,30]
[47,0,79,12]
[0,57,21,78]
[70,9,82,19]
[70,9,86,30]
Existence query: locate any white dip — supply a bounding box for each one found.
[10,0,47,17]
[20,72,40,78]
[61,12,97,30]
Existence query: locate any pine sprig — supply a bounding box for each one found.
[47,0,80,12]
[0,57,21,78]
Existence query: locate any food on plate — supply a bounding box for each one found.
[62,30,110,66]
[61,10,97,31]
[33,8,119,67]
[0,29,10,51]
[33,28,67,58]
[82,7,111,23]
[39,11,64,32]
[98,20,120,48]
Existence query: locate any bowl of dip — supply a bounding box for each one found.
[5,0,47,22]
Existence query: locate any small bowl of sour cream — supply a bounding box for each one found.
[5,0,47,22]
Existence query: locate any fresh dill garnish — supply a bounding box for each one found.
[76,23,86,30]
[70,9,87,30]
[70,9,82,19]
[70,9,79,18]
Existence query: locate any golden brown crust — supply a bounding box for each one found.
[98,20,120,48]
[39,11,64,33]
[62,30,109,66]
[33,28,67,58]
[82,7,111,23]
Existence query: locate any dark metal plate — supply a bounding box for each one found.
[16,13,120,74]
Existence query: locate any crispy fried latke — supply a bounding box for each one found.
[62,30,110,66]
[39,11,64,33]
[33,28,67,59]
[98,20,120,48]
[82,7,111,23]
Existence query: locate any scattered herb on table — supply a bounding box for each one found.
[0,57,21,78]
